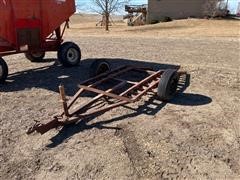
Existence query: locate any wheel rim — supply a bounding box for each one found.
[97,62,110,75]
[67,48,79,63]
[0,65,3,78]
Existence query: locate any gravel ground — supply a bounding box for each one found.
[0,29,240,179]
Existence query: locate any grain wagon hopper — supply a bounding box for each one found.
[0,0,81,84]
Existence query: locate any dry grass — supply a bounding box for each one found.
[68,14,240,38]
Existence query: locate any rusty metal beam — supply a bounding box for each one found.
[132,80,159,101]
[120,70,162,96]
[65,66,151,111]
[59,85,70,117]
[27,117,64,135]
[79,85,132,103]
[70,81,127,115]
[61,66,133,115]
[75,100,128,120]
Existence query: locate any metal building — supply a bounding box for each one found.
[147,0,209,23]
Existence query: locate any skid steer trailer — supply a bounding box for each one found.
[27,63,187,135]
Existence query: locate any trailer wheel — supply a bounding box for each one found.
[25,52,45,62]
[89,60,111,77]
[157,69,179,101]
[0,57,8,84]
[58,42,81,67]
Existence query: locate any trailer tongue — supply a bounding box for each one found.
[0,0,81,83]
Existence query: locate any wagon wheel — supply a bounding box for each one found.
[58,42,81,67]
[0,57,8,84]
[157,69,179,101]
[89,59,111,77]
[25,51,45,62]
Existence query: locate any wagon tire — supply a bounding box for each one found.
[0,57,8,84]
[25,52,45,62]
[89,60,111,77]
[58,42,81,67]
[157,69,179,101]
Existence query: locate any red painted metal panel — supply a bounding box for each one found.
[41,0,75,39]
[15,19,42,28]
[0,0,75,52]
[0,0,15,46]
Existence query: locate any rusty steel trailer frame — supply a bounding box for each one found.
[27,66,185,135]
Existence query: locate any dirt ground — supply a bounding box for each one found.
[0,15,240,180]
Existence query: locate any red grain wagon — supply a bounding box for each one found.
[0,0,81,83]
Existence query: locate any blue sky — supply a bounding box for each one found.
[227,0,240,13]
[76,0,239,14]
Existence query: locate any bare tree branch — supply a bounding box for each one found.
[91,0,130,30]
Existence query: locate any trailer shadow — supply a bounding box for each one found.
[0,58,212,147]
[46,74,212,148]
[0,58,181,96]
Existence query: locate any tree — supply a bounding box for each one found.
[91,0,129,31]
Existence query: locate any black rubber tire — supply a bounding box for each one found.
[57,42,81,67]
[25,52,45,62]
[0,57,8,84]
[89,60,111,77]
[157,69,179,101]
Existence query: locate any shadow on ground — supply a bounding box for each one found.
[0,58,212,147]
[0,58,180,95]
